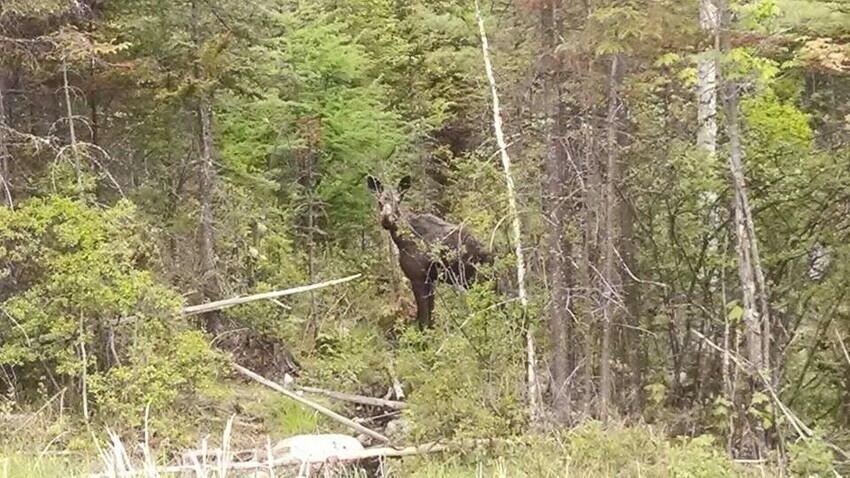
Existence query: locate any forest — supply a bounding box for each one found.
[1,0,849,476]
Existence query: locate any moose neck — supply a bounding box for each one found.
[385,204,416,246]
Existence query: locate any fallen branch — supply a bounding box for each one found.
[295,385,407,410]
[233,363,389,443]
[182,274,361,316]
[318,442,450,461]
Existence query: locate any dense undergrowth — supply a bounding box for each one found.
[2,0,850,476]
[2,420,805,477]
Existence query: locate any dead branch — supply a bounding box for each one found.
[182,274,361,316]
[295,385,407,410]
[233,363,389,443]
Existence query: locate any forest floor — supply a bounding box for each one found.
[1,379,779,478]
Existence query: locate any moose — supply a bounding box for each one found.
[366,174,492,329]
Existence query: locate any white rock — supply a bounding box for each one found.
[272,433,364,463]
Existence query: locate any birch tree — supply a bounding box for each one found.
[474,0,541,423]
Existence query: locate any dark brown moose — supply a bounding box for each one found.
[367,175,492,329]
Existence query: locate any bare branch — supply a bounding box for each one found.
[182,274,361,316]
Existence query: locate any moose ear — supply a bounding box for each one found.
[397,175,412,196]
[366,175,382,193]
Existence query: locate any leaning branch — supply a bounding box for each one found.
[182,274,361,316]
[233,363,389,443]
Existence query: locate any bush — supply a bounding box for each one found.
[395,283,527,442]
[393,423,765,478]
[0,195,221,440]
[88,330,224,429]
[788,439,835,477]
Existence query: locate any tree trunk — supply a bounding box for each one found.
[581,117,600,418]
[697,0,718,155]
[599,55,624,421]
[0,76,12,208]
[192,0,220,331]
[541,0,574,425]
[62,60,81,188]
[197,97,220,330]
[719,0,768,455]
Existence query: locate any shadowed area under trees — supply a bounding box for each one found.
[1,0,850,476]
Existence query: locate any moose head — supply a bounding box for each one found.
[366,175,411,231]
[366,174,492,329]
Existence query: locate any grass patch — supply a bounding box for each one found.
[0,452,92,478]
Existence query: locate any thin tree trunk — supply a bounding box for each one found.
[192,0,220,331]
[581,119,599,417]
[62,60,81,188]
[0,76,12,208]
[599,55,624,420]
[619,143,641,412]
[698,0,730,415]
[306,148,318,338]
[197,98,219,320]
[697,0,718,155]
[719,0,767,455]
[79,313,89,423]
[541,0,573,425]
[474,0,541,423]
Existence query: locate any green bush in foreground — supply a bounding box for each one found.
[395,422,768,478]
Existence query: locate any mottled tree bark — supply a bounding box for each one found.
[192,0,221,332]
[197,97,219,324]
[719,0,769,455]
[541,0,574,425]
[600,55,623,421]
[0,76,12,208]
[697,0,718,155]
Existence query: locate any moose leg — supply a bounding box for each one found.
[412,280,434,330]
[425,280,436,328]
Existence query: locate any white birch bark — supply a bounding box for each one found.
[474,0,541,423]
[0,76,12,208]
[697,0,719,155]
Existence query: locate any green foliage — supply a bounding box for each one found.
[392,285,526,441]
[0,197,181,392]
[788,439,835,477]
[0,452,91,478]
[665,435,741,477]
[392,423,759,477]
[263,399,322,437]
[304,322,394,392]
[88,330,224,429]
[215,5,410,241]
